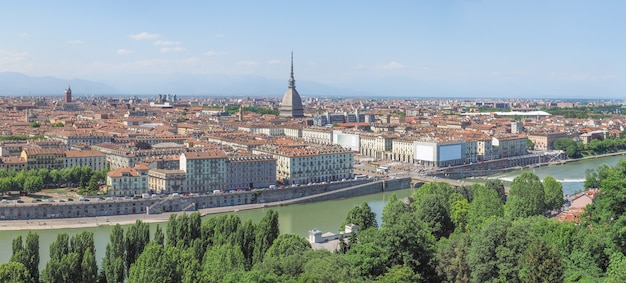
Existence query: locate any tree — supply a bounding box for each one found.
[125,220,150,269]
[484,179,506,203]
[467,218,510,283]
[0,262,31,283]
[10,232,39,283]
[467,185,504,231]
[518,239,563,283]
[376,265,421,283]
[252,209,279,265]
[103,224,126,283]
[449,199,470,232]
[381,194,409,227]
[301,251,354,283]
[127,244,176,283]
[153,224,164,246]
[436,231,471,283]
[346,230,388,279]
[414,194,453,239]
[342,202,378,230]
[505,172,545,220]
[606,252,626,282]
[203,244,246,283]
[81,248,98,283]
[23,176,43,194]
[378,213,438,281]
[543,176,564,211]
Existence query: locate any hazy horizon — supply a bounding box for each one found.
[1,1,625,99]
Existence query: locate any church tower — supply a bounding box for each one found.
[279,52,305,118]
[64,85,72,103]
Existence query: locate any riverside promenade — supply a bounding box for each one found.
[0,178,411,231]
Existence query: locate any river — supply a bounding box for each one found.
[0,187,416,271]
[2,153,624,270]
[484,154,625,195]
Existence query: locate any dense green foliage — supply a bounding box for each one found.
[225,105,279,116]
[7,166,626,282]
[0,166,108,195]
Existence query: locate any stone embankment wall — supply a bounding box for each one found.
[0,180,378,220]
[435,154,556,179]
[287,178,412,204]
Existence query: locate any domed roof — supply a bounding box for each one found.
[281,87,303,108]
[279,52,305,118]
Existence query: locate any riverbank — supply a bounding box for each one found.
[0,178,411,231]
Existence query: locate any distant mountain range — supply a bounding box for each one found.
[0,72,121,96]
[0,72,373,98]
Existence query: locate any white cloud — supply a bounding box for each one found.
[117,49,133,55]
[0,49,29,63]
[353,64,366,70]
[66,40,84,44]
[215,33,224,38]
[268,59,281,65]
[205,50,228,56]
[154,40,181,46]
[380,61,405,70]
[160,47,186,53]
[129,32,160,40]
[238,60,259,66]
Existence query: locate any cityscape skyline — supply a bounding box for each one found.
[0,1,625,98]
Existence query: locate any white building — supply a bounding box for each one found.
[253,144,354,185]
[180,151,228,193]
[414,140,467,167]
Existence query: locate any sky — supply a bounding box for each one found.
[0,1,625,98]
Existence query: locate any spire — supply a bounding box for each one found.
[289,51,295,89]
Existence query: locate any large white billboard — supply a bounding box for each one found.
[415,144,436,162]
[438,144,463,161]
[333,131,360,151]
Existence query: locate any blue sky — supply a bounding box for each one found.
[0,1,624,98]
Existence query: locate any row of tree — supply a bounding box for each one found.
[4,166,626,282]
[554,134,626,159]
[0,166,108,194]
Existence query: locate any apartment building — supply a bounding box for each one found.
[492,135,528,158]
[148,169,186,194]
[20,148,65,170]
[359,134,396,160]
[225,154,276,190]
[180,150,228,193]
[302,127,333,145]
[65,150,107,171]
[253,144,353,185]
[527,131,568,151]
[106,164,150,196]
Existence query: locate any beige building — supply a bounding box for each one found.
[20,148,65,170]
[106,164,150,196]
[527,132,568,150]
[65,150,107,171]
[391,138,416,163]
[148,169,186,194]
[359,134,396,160]
[302,127,333,145]
[253,144,353,185]
[492,135,528,158]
